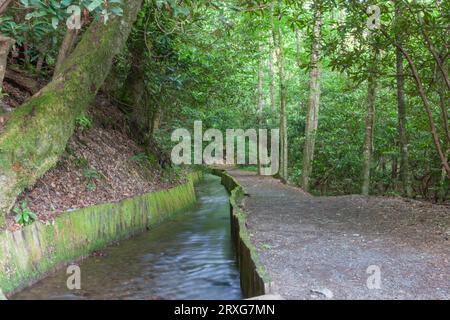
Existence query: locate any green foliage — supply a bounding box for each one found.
[130,152,149,163]
[14,201,37,226]
[74,156,89,169]
[83,168,101,192]
[3,0,448,202]
[0,0,124,74]
[75,115,92,130]
[238,165,258,172]
[161,165,183,183]
[0,88,8,100]
[131,152,159,167]
[83,168,100,180]
[19,0,124,28]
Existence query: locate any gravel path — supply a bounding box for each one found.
[227,169,450,300]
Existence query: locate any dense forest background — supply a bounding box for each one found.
[0,0,448,225]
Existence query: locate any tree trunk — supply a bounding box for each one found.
[121,39,147,133]
[301,7,322,191]
[437,53,449,202]
[0,35,14,91]
[395,2,413,197]
[0,0,12,15]
[257,45,264,117]
[257,44,264,175]
[295,27,302,69]
[53,28,79,79]
[400,46,450,178]
[380,27,450,179]
[361,51,377,196]
[0,0,143,224]
[35,54,45,74]
[268,34,276,120]
[437,35,450,146]
[151,104,162,135]
[438,148,449,202]
[391,156,398,180]
[0,0,13,91]
[274,1,288,180]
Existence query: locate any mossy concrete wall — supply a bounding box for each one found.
[0,171,202,296]
[211,169,272,298]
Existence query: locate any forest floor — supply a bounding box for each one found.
[4,94,185,232]
[227,169,450,299]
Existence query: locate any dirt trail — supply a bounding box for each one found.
[227,169,450,300]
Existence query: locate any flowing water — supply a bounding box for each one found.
[13,174,242,300]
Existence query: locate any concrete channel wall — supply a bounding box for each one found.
[0,171,202,296]
[212,169,272,298]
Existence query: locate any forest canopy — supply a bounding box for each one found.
[0,0,449,225]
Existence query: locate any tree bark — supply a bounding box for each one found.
[391,156,398,180]
[0,0,13,91]
[402,0,450,91]
[438,71,450,146]
[0,0,12,15]
[361,50,377,196]
[121,38,148,134]
[437,56,449,202]
[395,2,413,197]
[400,47,450,178]
[53,28,79,79]
[0,0,143,224]
[268,34,276,119]
[295,27,302,69]
[257,44,264,116]
[257,43,264,174]
[0,35,14,91]
[151,104,162,135]
[301,6,322,191]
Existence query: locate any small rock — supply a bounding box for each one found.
[310,288,334,299]
[0,101,13,113]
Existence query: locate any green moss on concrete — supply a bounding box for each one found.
[0,171,202,296]
[211,169,272,298]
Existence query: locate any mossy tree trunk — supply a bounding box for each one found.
[0,0,143,225]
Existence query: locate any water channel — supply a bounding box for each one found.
[13,174,242,300]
